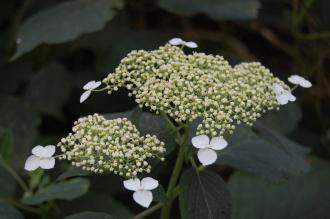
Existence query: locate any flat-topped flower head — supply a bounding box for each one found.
[80,80,101,103]
[123,177,159,208]
[288,75,312,88]
[24,145,56,171]
[272,83,296,105]
[169,37,198,48]
[58,114,165,177]
[192,135,228,166]
[103,44,290,137]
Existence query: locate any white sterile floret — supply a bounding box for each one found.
[272,83,296,105]
[24,145,56,171]
[80,80,101,103]
[288,75,312,88]
[168,38,198,48]
[123,177,159,208]
[191,135,228,166]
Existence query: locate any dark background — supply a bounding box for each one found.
[0,0,330,218]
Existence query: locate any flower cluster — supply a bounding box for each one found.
[103,44,286,137]
[57,114,165,177]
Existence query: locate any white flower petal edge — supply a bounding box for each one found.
[288,75,312,88]
[169,38,183,45]
[191,135,209,149]
[185,41,198,48]
[24,145,56,171]
[272,83,295,105]
[80,90,91,103]
[123,178,141,191]
[141,177,159,190]
[80,80,101,103]
[133,190,153,208]
[210,137,228,150]
[197,148,218,166]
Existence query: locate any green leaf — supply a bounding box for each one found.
[0,167,16,198]
[228,158,330,219]
[56,167,90,181]
[0,203,24,219]
[28,169,44,190]
[64,212,114,219]
[217,124,309,180]
[158,0,261,21]
[59,192,132,219]
[0,129,13,162]
[0,95,41,168]
[153,184,168,205]
[21,178,90,205]
[12,0,124,60]
[24,63,71,117]
[258,103,302,134]
[179,169,231,219]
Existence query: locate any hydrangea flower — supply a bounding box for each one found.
[191,135,228,166]
[123,177,159,208]
[288,75,312,88]
[80,80,101,103]
[24,145,56,171]
[168,38,198,48]
[272,83,296,105]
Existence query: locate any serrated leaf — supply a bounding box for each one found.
[158,0,261,21]
[179,169,231,219]
[217,124,309,180]
[22,178,90,205]
[258,103,302,134]
[64,211,114,219]
[24,63,71,117]
[0,203,24,219]
[12,0,124,60]
[228,158,330,219]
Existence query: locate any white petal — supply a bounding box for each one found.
[32,145,46,157]
[90,81,101,90]
[141,177,158,190]
[43,145,56,157]
[169,38,183,45]
[276,94,289,105]
[39,157,55,169]
[83,81,96,90]
[288,75,303,85]
[123,178,141,191]
[24,155,40,171]
[197,148,218,166]
[272,83,284,94]
[283,91,296,102]
[133,190,153,208]
[210,137,228,150]
[185,41,198,48]
[299,79,312,88]
[80,90,91,103]
[191,135,209,149]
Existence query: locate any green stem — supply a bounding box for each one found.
[160,127,189,219]
[0,157,30,193]
[132,203,163,219]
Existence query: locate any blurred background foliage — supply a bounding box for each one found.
[0,0,330,218]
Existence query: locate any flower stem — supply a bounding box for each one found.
[160,126,189,219]
[132,203,163,219]
[0,157,30,194]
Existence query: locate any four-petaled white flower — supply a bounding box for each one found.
[272,83,296,105]
[169,38,198,48]
[123,177,159,208]
[191,135,228,166]
[288,75,312,88]
[24,145,56,171]
[80,80,101,103]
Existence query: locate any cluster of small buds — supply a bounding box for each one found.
[103,44,289,137]
[57,114,165,177]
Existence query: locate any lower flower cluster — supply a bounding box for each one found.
[57,114,165,177]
